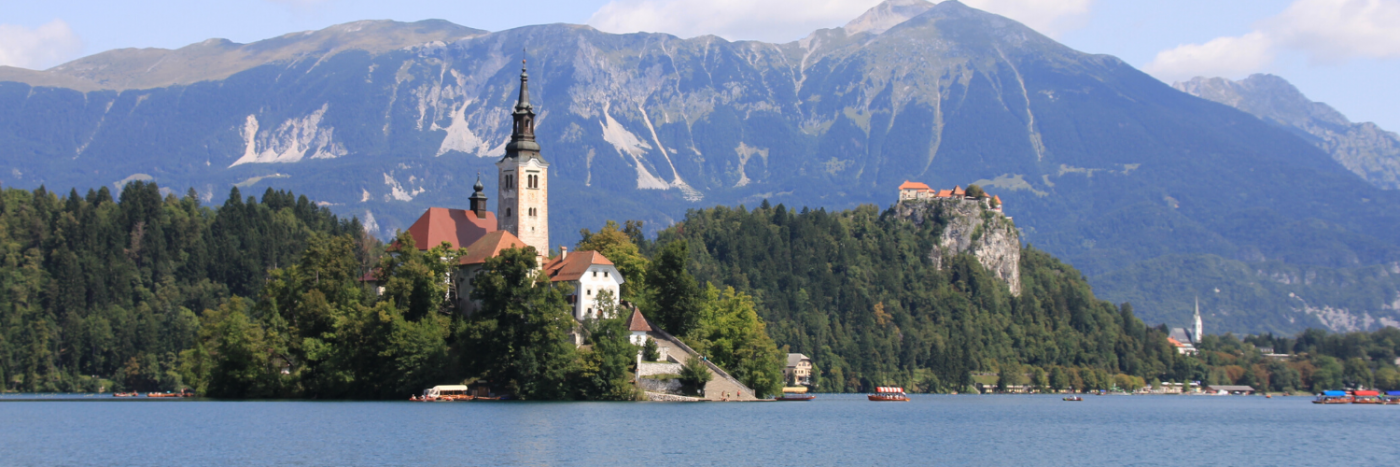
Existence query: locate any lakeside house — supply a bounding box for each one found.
[784,353,813,387]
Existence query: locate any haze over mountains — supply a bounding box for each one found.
[3,0,1400,335]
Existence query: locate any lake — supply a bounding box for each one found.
[2,394,1396,466]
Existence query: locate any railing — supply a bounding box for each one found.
[649,326,751,393]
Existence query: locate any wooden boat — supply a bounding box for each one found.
[777,386,814,401]
[1383,391,1400,405]
[776,394,816,401]
[112,392,139,398]
[868,386,909,402]
[1313,390,1353,404]
[1063,396,1083,401]
[1352,390,1383,404]
[413,385,475,402]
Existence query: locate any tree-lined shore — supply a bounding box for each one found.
[2,183,1397,397]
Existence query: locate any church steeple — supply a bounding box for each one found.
[505,58,541,158]
[1193,296,1203,344]
[496,53,550,257]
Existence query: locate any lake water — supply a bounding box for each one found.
[2,393,1397,466]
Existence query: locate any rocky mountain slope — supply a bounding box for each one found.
[1176,74,1400,190]
[4,1,1400,334]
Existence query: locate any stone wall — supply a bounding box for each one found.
[637,378,683,393]
[637,361,683,377]
[898,198,1022,295]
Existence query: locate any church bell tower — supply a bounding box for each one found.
[497,59,550,256]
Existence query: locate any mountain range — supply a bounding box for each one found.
[4,0,1400,335]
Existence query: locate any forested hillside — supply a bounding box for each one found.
[657,202,1185,392]
[0,183,368,392]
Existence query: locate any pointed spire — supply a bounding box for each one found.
[515,57,532,113]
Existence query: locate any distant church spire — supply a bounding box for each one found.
[1193,296,1203,344]
[505,57,540,157]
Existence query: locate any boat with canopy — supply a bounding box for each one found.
[868,386,910,402]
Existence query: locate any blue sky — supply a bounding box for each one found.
[3,0,1398,130]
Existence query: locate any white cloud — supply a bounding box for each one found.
[1265,0,1400,61]
[1146,0,1400,81]
[1144,32,1275,82]
[587,0,1094,43]
[0,19,82,70]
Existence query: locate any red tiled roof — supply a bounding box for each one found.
[405,207,497,251]
[459,230,529,265]
[952,185,964,196]
[936,190,953,198]
[625,308,652,332]
[358,268,381,282]
[542,250,615,282]
[898,180,931,191]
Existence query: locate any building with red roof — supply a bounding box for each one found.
[542,248,626,321]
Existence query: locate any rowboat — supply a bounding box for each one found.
[1063,396,1083,401]
[868,386,909,402]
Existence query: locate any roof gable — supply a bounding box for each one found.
[625,308,652,332]
[406,207,497,251]
[544,250,620,282]
[459,230,529,265]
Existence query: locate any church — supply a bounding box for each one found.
[398,60,626,323]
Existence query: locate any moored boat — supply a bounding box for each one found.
[112,392,139,398]
[1352,390,1383,404]
[868,386,909,402]
[1313,390,1352,404]
[1063,396,1083,401]
[776,386,815,401]
[1384,391,1400,405]
[413,385,474,402]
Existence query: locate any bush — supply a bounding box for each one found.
[679,355,713,396]
[643,338,661,362]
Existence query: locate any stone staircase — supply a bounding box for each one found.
[645,328,760,401]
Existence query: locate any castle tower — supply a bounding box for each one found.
[1193,296,1203,344]
[497,59,550,256]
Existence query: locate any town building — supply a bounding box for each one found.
[785,353,813,386]
[543,248,625,321]
[1169,297,1204,355]
[898,180,1005,213]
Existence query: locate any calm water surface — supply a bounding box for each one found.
[2,393,1396,466]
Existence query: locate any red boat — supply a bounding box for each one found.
[1352,390,1383,404]
[868,386,910,402]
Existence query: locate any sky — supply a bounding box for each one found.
[3,0,1399,130]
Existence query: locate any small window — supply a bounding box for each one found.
[592,271,597,277]
[505,207,511,217]
[587,289,592,296]
[604,271,610,278]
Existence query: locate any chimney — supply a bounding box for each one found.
[560,246,568,260]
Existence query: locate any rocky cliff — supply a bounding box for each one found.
[897,198,1021,295]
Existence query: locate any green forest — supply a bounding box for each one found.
[3,183,1399,397]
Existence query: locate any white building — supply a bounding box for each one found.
[543,248,625,321]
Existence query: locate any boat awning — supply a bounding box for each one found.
[1323,390,1348,397]
[431,385,469,391]
[876,386,905,393]
[1354,390,1380,396]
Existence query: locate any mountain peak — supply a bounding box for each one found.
[843,0,937,36]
